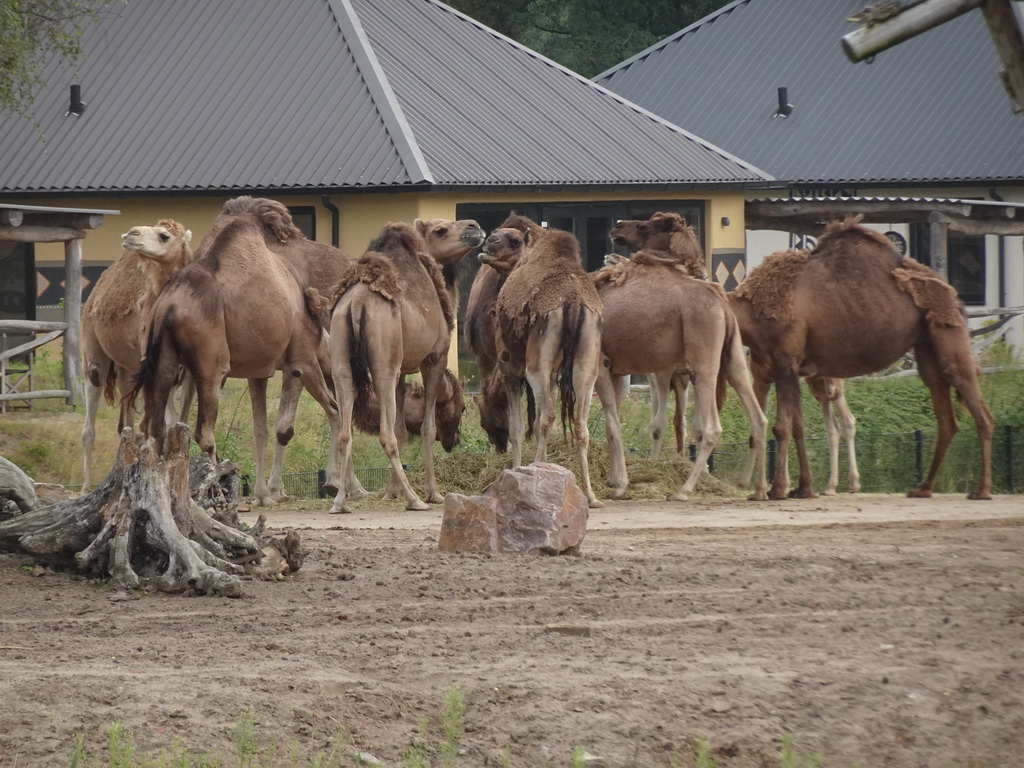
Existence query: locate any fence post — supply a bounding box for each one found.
[768,438,777,482]
[317,468,327,499]
[688,443,697,464]
[914,429,924,485]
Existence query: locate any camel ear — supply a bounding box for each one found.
[414,218,428,237]
[523,230,532,247]
[183,230,193,243]
[652,212,681,232]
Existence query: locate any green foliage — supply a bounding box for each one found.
[446,0,726,77]
[440,687,465,768]
[570,745,587,767]
[402,718,430,768]
[693,736,718,768]
[779,734,823,768]
[0,0,119,117]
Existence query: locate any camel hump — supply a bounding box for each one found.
[814,215,902,262]
[219,195,303,243]
[891,258,966,328]
[415,251,455,331]
[330,253,402,308]
[733,249,810,322]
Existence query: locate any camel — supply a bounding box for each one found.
[328,218,485,513]
[592,249,769,501]
[465,216,537,452]
[728,217,993,500]
[486,219,604,507]
[80,220,194,490]
[605,212,707,458]
[354,370,465,454]
[130,203,346,506]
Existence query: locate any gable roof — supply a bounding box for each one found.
[0,0,771,197]
[596,0,1024,187]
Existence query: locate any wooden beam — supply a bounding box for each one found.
[981,0,1024,111]
[0,390,72,403]
[23,212,106,230]
[63,238,83,406]
[947,217,1024,236]
[840,0,985,62]
[0,320,68,333]
[0,210,23,227]
[0,330,65,363]
[0,225,85,243]
[746,199,974,221]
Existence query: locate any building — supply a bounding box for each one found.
[0,0,777,377]
[597,0,1024,349]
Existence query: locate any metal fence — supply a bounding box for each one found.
[270,424,1023,499]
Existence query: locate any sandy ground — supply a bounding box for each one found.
[1,492,1022,767]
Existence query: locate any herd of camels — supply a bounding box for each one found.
[80,196,995,514]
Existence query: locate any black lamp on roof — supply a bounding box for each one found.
[66,84,86,117]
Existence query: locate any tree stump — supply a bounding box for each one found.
[0,425,300,597]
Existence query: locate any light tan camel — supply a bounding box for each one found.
[130,204,345,504]
[81,220,194,490]
[593,250,769,501]
[486,219,604,507]
[208,197,368,506]
[606,212,706,457]
[728,217,993,500]
[328,218,485,513]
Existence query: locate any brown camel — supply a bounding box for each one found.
[593,250,769,501]
[81,220,194,490]
[354,370,465,453]
[606,212,706,457]
[328,218,485,513]
[486,219,604,507]
[728,217,993,500]
[465,216,538,452]
[131,204,345,505]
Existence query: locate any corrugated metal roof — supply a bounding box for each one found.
[596,0,1024,186]
[0,0,770,196]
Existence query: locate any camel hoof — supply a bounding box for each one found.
[767,489,789,501]
[588,498,605,509]
[329,505,352,515]
[788,488,818,499]
[747,492,768,501]
[849,486,861,494]
[906,488,932,498]
[967,491,993,500]
[407,500,430,511]
[346,485,368,500]
[608,490,631,501]
[667,492,689,502]
[820,489,837,497]
[380,490,399,501]
[424,492,444,504]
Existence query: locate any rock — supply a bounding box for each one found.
[355,751,383,767]
[440,462,588,555]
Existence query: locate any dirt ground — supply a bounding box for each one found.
[1,493,1022,768]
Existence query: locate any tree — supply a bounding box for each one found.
[0,0,118,117]
[448,0,727,77]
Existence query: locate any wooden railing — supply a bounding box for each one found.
[0,319,72,407]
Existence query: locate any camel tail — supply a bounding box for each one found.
[102,363,117,407]
[715,313,737,412]
[674,401,684,453]
[347,305,373,419]
[127,305,177,434]
[557,303,585,436]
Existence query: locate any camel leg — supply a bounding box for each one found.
[420,360,447,504]
[769,369,803,500]
[672,371,689,454]
[292,359,345,508]
[572,311,603,508]
[597,364,629,499]
[266,373,302,504]
[788,380,817,499]
[528,315,561,464]
[722,334,768,501]
[175,370,195,424]
[807,377,840,496]
[375,373,429,511]
[832,382,861,493]
[649,368,673,459]
[504,373,525,467]
[669,371,722,501]
[81,362,109,492]
[248,378,274,507]
[740,373,772,491]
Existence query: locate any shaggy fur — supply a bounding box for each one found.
[891,258,966,328]
[733,249,811,322]
[609,211,706,279]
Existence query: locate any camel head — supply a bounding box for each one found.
[479,227,528,274]
[414,218,486,266]
[403,371,466,452]
[121,220,193,266]
[609,212,705,278]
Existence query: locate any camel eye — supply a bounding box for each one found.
[159,232,170,242]
[434,227,448,237]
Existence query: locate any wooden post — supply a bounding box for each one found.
[63,237,83,406]
[929,213,949,279]
[841,0,985,62]
[981,0,1024,111]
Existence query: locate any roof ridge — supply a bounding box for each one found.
[426,0,772,182]
[593,0,752,82]
[328,0,434,184]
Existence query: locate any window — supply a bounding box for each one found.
[0,240,34,357]
[288,206,316,240]
[909,224,986,305]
